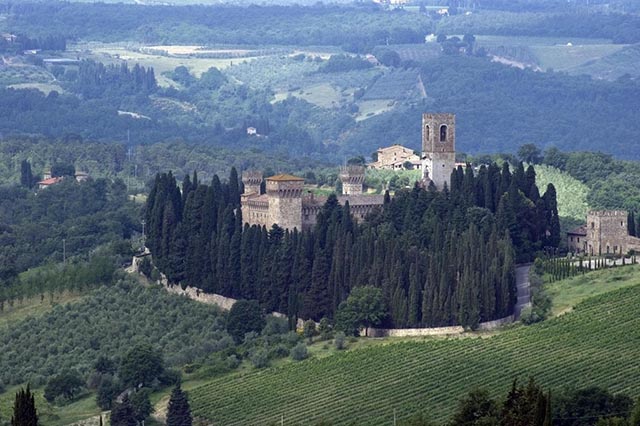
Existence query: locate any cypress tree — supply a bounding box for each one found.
[542,391,552,426]
[110,395,136,426]
[11,385,38,426]
[166,384,192,426]
[20,160,35,189]
[407,262,421,327]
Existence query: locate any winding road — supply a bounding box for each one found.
[514,264,532,319]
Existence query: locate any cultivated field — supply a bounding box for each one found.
[534,164,589,220]
[189,273,640,425]
[474,36,628,78]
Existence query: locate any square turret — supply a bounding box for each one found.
[421,113,456,190]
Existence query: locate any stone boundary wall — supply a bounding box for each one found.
[131,253,515,334]
[366,315,514,338]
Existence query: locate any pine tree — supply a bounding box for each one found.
[110,395,136,426]
[11,385,38,426]
[166,384,192,426]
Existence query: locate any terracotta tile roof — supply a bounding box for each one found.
[266,174,304,182]
[567,225,587,236]
[38,177,63,185]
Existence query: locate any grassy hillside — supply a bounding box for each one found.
[189,271,640,425]
[534,164,589,220]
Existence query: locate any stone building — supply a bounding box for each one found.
[568,210,640,255]
[242,112,457,231]
[567,225,587,254]
[241,166,384,232]
[421,113,456,190]
[368,145,421,170]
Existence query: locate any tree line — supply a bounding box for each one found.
[144,162,559,329]
[0,34,66,54]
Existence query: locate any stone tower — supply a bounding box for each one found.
[586,210,629,255]
[266,174,304,231]
[421,113,456,190]
[339,165,365,195]
[242,170,263,195]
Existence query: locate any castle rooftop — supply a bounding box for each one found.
[266,174,304,182]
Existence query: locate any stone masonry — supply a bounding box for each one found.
[421,113,456,190]
[584,210,640,255]
[339,165,365,195]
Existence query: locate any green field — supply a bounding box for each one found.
[530,44,623,72]
[189,271,640,425]
[545,264,640,316]
[68,42,268,87]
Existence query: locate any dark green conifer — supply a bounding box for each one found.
[166,384,192,426]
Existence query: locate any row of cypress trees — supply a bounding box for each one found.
[145,162,560,328]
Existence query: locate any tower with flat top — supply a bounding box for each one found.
[421,113,456,190]
[266,174,304,231]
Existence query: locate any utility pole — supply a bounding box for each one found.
[63,238,66,264]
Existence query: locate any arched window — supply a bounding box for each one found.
[440,125,447,142]
[424,125,430,141]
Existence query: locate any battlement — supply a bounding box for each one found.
[242,170,263,184]
[339,165,365,195]
[339,165,365,182]
[242,170,263,195]
[266,175,304,198]
[588,210,628,217]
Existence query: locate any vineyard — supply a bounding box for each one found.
[190,282,640,425]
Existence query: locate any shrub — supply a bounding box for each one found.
[262,315,289,336]
[290,343,308,361]
[250,349,270,369]
[303,320,317,343]
[225,355,240,370]
[270,344,290,359]
[334,332,347,350]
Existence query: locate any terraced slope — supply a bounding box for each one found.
[190,284,640,425]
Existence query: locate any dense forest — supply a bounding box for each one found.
[2,2,639,45]
[0,3,431,49]
[144,162,560,329]
[0,173,139,285]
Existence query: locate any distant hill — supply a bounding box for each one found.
[573,44,640,80]
[189,272,640,425]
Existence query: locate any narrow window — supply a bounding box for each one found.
[440,125,447,142]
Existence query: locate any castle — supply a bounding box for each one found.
[241,113,457,231]
[567,210,640,255]
[241,166,385,231]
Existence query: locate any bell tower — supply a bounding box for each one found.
[421,113,456,190]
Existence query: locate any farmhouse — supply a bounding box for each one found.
[37,177,63,190]
[568,210,640,255]
[368,145,421,170]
